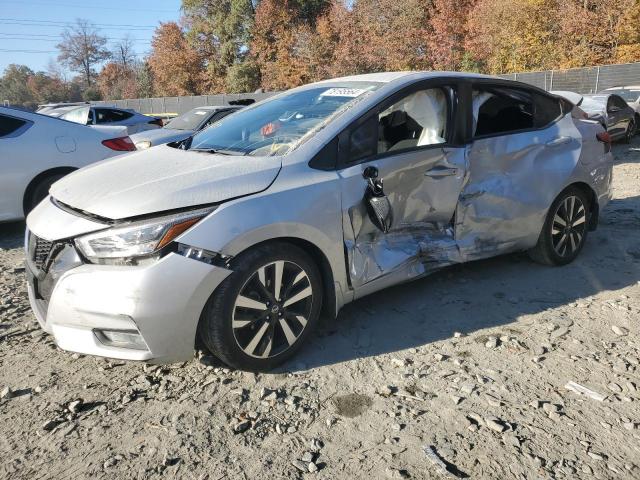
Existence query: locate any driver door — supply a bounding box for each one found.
[337,83,467,293]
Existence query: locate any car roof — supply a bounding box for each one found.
[312,71,498,85]
[605,85,640,90]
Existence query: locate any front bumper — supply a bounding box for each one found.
[26,238,232,364]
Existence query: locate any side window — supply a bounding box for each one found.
[473,87,534,137]
[377,88,448,153]
[0,114,29,138]
[95,109,133,123]
[533,93,562,128]
[347,87,450,162]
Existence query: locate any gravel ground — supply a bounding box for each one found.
[1,139,640,480]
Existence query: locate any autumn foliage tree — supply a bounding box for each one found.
[148,22,204,96]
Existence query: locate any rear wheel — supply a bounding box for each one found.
[529,187,590,266]
[198,242,323,371]
[25,173,66,214]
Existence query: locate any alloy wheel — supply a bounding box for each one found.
[551,195,587,257]
[232,260,314,359]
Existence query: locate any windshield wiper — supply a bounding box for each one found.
[189,148,246,156]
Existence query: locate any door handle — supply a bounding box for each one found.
[425,166,459,178]
[546,136,572,147]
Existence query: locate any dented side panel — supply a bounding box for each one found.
[456,115,582,259]
[340,147,467,289]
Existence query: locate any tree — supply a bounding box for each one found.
[112,36,137,70]
[428,0,475,70]
[225,60,261,92]
[251,0,311,90]
[148,22,204,96]
[97,62,138,100]
[0,64,35,105]
[615,0,640,62]
[466,0,558,73]
[182,0,256,92]
[57,19,111,86]
[27,72,69,103]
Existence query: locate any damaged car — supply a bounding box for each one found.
[25,72,613,371]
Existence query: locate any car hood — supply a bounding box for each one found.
[50,144,282,220]
[129,128,193,145]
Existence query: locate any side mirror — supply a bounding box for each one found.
[362,165,378,180]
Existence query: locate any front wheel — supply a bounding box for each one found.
[198,242,323,371]
[529,187,590,266]
[623,119,636,144]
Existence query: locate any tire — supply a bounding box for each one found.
[25,173,66,213]
[623,119,636,144]
[529,187,590,266]
[198,242,323,371]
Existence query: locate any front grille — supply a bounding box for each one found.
[33,236,53,270]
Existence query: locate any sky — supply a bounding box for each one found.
[0,0,183,74]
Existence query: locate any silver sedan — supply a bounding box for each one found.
[25,72,613,371]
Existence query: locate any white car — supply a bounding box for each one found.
[0,106,136,222]
[56,105,162,135]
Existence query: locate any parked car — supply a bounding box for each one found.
[0,106,136,222]
[36,102,88,116]
[601,86,640,122]
[48,105,162,135]
[25,72,613,371]
[130,105,242,150]
[579,93,636,142]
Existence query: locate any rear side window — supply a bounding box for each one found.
[0,114,29,138]
[533,93,562,128]
[95,108,134,123]
[473,88,534,137]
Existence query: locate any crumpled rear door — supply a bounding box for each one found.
[456,114,581,259]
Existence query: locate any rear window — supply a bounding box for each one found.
[0,114,29,138]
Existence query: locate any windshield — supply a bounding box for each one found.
[581,96,606,112]
[608,89,640,103]
[61,106,90,124]
[165,108,214,131]
[188,83,380,156]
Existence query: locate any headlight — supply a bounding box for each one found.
[75,208,213,262]
[135,140,152,150]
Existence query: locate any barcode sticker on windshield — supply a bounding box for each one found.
[320,88,366,98]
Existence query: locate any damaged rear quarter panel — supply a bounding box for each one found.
[455,115,583,260]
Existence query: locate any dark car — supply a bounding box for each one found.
[130,105,242,150]
[580,93,636,142]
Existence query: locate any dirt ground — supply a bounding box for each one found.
[1,139,640,480]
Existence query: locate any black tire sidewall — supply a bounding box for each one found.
[541,187,590,266]
[198,242,323,371]
[28,174,65,212]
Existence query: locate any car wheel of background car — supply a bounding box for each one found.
[529,186,590,266]
[198,242,323,371]
[623,119,636,144]
[25,173,67,214]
